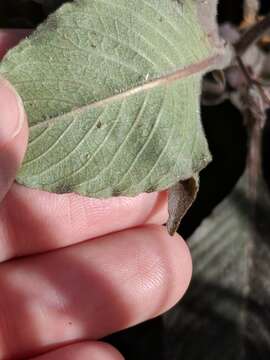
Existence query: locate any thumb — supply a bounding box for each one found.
[0,78,28,202]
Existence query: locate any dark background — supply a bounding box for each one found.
[0,1,269,359]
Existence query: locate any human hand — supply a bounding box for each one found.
[0,30,192,360]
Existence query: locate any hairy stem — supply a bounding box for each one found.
[236,12,270,56]
[244,0,260,21]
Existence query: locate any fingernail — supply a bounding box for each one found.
[0,78,24,148]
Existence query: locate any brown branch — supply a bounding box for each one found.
[235,13,270,56]
[236,55,253,85]
[244,89,265,201]
[236,56,270,107]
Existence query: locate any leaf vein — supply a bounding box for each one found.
[39,103,124,185]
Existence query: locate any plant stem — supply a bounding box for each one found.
[244,0,260,21]
[235,12,270,56]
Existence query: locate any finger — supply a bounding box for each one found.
[0,78,28,202]
[0,188,168,261]
[0,225,192,359]
[31,342,124,360]
[0,29,30,202]
[0,29,31,59]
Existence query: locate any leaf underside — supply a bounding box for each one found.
[0,0,223,198]
[167,175,199,235]
[164,172,270,359]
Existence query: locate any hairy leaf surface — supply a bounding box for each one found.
[0,0,227,197]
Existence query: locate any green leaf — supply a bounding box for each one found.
[0,0,228,197]
[164,172,270,359]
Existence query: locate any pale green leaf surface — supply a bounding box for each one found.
[164,172,270,359]
[0,0,224,197]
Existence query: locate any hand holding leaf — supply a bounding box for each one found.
[0,0,230,232]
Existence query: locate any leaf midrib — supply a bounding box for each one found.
[29,54,220,130]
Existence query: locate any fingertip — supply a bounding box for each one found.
[104,224,193,323]
[133,225,192,318]
[158,227,192,313]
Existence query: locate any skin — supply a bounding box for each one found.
[0,30,192,360]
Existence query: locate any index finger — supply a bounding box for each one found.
[1,185,168,261]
